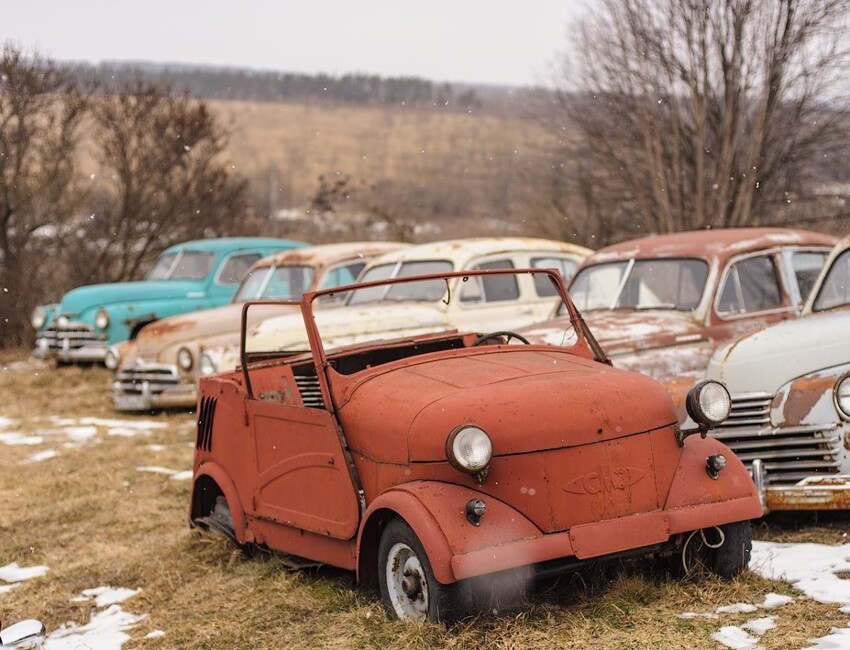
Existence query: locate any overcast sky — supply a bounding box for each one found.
[3,1,586,86]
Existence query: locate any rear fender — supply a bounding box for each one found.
[191,461,249,543]
[356,480,541,585]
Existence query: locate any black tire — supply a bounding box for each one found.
[377,518,467,624]
[679,520,752,579]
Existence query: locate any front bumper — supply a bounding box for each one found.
[33,325,108,363]
[112,362,197,411]
[751,460,850,511]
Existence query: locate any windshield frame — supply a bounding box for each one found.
[565,256,711,314]
[811,247,850,313]
[346,259,455,306]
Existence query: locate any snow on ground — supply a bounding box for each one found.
[73,586,142,607]
[0,432,44,445]
[26,449,59,463]
[44,604,146,650]
[0,562,49,583]
[136,466,192,481]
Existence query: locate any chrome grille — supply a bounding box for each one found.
[295,375,325,409]
[37,322,104,352]
[114,363,180,396]
[711,392,841,484]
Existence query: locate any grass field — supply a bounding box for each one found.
[2,349,850,648]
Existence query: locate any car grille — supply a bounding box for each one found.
[114,363,180,396]
[295,375,325,409]
[38,322,105,352]
[711,392,841,484]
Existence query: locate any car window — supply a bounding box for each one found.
[568,262,629,311]
[262,266,315,299]
[718,255,782,314]
[168,251,216,281]
[813,249,850,312]
[792,251,829,300]
[234,267,272,301]
[460,259,519,303]
[145,252,178,280]
[531,257,578,297]
[217,253,262,284]
[348,260,454,305]
[319,262,366,289]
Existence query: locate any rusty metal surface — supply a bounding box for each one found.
[191,267,761,584]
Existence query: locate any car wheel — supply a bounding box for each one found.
[378,518,464,623]
[680,520,752,579]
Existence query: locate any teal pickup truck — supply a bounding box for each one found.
[32,237,306,364]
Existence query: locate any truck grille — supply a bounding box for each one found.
[114,363,180,396]
[711,392,841,484]
[38,322,105,352]
[295,375,325,409]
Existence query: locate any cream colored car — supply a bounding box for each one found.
[201,237,592,376]
[110,241,407,411]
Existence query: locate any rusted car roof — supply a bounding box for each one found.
[253,241,408,270]
[365,237,592,265]
[588,228,836,264]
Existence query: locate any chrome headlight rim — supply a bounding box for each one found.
[31,306,47,330]
[177,347,194,372]
[445,424,493,476]
[199,352,218,376]
[104,345,121,370]
[686,380,732,428]
[94,308,110,330]
[835,374,850,421]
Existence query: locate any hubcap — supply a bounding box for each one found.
[386,542,429,621]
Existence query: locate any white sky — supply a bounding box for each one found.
[2,1,585,86]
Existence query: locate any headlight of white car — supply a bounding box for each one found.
[177,347,194,371]
[95,308,110,330]
[446,425,492,476]
[835,376,850,420]
[31,306,46,330]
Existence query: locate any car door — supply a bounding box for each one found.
[245,384,360,540]
[708,251,796,341]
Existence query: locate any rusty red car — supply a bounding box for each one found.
[189,268,762,623]
[518,228,836,380]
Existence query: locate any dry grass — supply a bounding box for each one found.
[1,348,848,648]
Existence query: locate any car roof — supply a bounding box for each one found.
[252,241,409,269]
[363,237,592,267]
[162,237,307,254]
[584,228,836,264]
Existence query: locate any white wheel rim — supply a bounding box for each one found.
[385,542,429,622]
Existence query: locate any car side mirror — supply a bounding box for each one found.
[0,619,45,649]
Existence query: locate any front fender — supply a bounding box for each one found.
[663,435,763,531]
[771,362,850,428]
[357,481,542,585]
[191,461,248,544]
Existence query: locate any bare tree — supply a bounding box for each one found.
[544,0,850,239]
[83,82,248,281]
[0,45,87,346]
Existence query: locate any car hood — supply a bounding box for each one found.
[521,310,704,356]
[706,309,850,394]
[247,303,449,352]
[59,280,204,316]
[335,348,677,464]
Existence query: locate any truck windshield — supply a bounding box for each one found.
[567,258,709,313]
[347,260,453,305]
[234,266,315,302]
[813,249,850,312]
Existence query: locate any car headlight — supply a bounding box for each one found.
[57,315,70,329]
[686,380,732,428]
[836,376,850,420]
[177,347,194,371]
[31,306,46,330]
[199,352,218,376]
[446,425,492,477]
[95,308,110,330]
[104,346,121,370]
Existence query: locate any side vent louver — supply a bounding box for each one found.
[295,375,325,409]
[197,396,217,451]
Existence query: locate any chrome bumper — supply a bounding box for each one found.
[111,361,197,411]
[751,459,850,511]
[33,325,108,363]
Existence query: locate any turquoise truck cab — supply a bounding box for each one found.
[32,237,306,364]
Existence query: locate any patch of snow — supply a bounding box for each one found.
[60,426,98,442]
[169,470,192,481]
[107,427,144,437]
[743,617,776,636]
[78,586,141,607]
[805,627,850,649]
[711,625,759,649]
[26,449,58,463]
[0,562,49,582]
[0,416,17,429]
[716,603,759,614]
[136,466,179,476]
[0,583,20,595]
[0,432,44,446]
[145,630,166,639]
[44,604,145,650]
[760,593,794,610]
[145,444,166,452]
